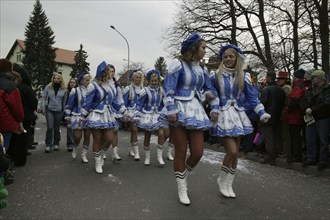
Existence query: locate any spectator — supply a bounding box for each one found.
[284,68,307,163]
[259,72,286,165]
[40,73,68,153]
[300,70,330,170]
[0,59,24,185]
[276,71,292,158]
[7,64,38,166]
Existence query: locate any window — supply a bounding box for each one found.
[17,54,22,62]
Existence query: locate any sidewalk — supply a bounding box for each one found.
[205,143,330,178]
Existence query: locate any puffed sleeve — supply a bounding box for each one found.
[65,88,77,117]
[202,69,220,113]
[163,59,182,115]
[243,72,269,120]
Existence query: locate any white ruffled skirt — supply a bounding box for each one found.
[67,112,84,130]
[160,97,212,130]
[84,106,119,130]
[210,105,253,137]
[137,111,168,132]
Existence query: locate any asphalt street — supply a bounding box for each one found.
[1,114,329,220]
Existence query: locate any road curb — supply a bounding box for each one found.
[205,143,330,178]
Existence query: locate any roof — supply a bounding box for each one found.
[6,39,76,65]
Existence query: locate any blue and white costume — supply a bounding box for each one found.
[123,84,143,122]
[136,85,167,131]
[82,81,126,130]
[163,59,219,130]
[109,79,125,119]
[64,84,90,129]
[210,69,267,137]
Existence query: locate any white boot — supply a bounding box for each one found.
[128,144,135,157]
[81,148,88,163]
[94,154,103,174]
[144,146,150,166]
[217,165,230,198]
[81,145,89,163]
[112,146,121,161]
[175,171,190,205]
[157,144,165,167]
[133,143,140,161]
[227,168,236,198]
[167,143,174,161]
[72,147,77,159]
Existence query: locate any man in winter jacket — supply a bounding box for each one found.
[258,72,286,165]
[300,70,330,170]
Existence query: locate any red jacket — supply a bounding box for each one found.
[0,77,24,132]
[284,79,306,125]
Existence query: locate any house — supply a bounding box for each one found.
[5,39,76,84]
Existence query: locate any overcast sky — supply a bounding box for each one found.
[0,0,179,76]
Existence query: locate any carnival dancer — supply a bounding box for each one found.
[101,64,123,161]
[64,72,92,163]
[81,62,127,174]
[136,69,169,167]
[163,32,219,205]
[123,69,144,161]
[210,44,270,198]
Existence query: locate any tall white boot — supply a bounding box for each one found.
[128,143,135,157]
[133,142,140,161]
[175,170,190,205]
[112,146,122,161]
[157,144,165,167]
[217,165,230,198]
[227,168,236,198]
[167,142,174,161]
[81,145,89,163]
[93,152,103,174]
[72,146,77,159]
[101,146,109,160]
[144,146,150,166]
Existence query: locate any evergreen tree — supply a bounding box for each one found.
[154,57,167,77]
[70,44,90,78]
[22,0,57,91]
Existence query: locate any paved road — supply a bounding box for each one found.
[1,115,329,219]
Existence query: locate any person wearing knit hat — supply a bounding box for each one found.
[163,32,219,205]
[300,69,330,171]
[122,68,144,161]
[81,62,127,174]
[293,68,306,79]
[65,72,92,162]
[284,67,308,164]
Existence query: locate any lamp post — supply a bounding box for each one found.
[110,25,130,84]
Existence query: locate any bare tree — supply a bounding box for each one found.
[163,0,328,76]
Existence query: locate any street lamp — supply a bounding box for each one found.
[110,25,130,84]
